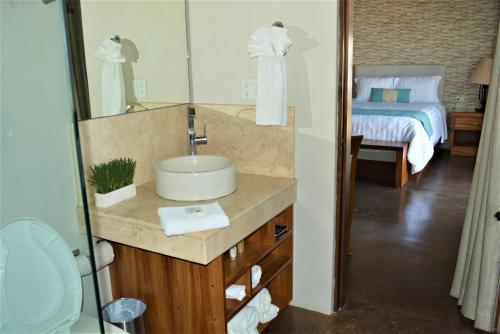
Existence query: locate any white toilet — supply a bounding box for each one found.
[0,218,126,333]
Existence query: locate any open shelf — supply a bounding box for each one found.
[226,258,292,323]
[257,262,293,333]
[223,231,292,287]
[223,206,294,330]
[225,295,250,321]
[252,254,291,295]
[225,269,251,321]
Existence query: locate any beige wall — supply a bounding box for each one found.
[353,0,499,110]
[81,0,189,118]
[189,1,338,314]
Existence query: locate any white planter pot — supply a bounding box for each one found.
[94,184,136,208]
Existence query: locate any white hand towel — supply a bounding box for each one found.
[225,284,247,301]
[157,202,229,236]
[95,39,126,117]
[227,305,260,334]
[248,27,292,126]
[251,265,262,288]
[247,288,279,323]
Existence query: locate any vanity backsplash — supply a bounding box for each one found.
[196,104,294,178]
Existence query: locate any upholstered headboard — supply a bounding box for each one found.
[354,64,447,102]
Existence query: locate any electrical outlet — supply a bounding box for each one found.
[455,96,465,103]
[241,79,257,99]
[133,80,147,99]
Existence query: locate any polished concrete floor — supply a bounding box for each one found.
[267,152,480,333]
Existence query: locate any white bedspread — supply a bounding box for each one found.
[352,101,447,173]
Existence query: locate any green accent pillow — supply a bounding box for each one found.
[370,88,411,103]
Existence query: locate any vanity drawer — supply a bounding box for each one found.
[454,116,483,130]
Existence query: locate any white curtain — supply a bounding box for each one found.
[450,23,500,332]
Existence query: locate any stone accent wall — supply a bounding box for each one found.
[353,0,499,110]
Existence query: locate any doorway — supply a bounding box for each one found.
[334,0,499,332]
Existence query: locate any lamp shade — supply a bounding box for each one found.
[469,57,493,85]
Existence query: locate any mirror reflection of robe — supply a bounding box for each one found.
[96,39,126,117]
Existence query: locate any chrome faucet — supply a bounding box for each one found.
[187,107,208,155]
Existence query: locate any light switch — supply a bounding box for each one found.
[133,80,147,99]
[241,79,257,100]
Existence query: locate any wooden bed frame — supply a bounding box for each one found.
[359,139,409,187]
[354,64,447,188]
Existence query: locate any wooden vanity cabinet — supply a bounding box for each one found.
[108,206,293,333]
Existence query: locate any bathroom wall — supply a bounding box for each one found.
[80,0,189,117]
[0,0,101,318]
[189,1,339,314]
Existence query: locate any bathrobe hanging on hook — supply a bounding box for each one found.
[248,27,292,126]
[96,39,126,117]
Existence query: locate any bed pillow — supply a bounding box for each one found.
[369,88,411,103]
[354,76,398,102]
[395,76,442,103]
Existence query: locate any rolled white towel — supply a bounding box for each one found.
[251,265,262,288]
[248,288,279,323]
[225,284,246,301]
[157,202,229,236]
[227,305,259,334]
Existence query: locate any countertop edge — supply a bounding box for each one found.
[203,181,297,264]
[86,177,297,265]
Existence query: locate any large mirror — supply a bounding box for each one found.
[64,0,190,120]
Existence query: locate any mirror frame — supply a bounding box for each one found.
[63,0,92,121]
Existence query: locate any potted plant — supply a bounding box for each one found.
[88,158,137,208]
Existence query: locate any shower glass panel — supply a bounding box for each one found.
[1,1,103,332]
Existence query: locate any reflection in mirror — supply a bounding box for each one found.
[65,0,190,120]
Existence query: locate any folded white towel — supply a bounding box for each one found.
[248,27,292,127]
[251,265,262,288]
[227,305,260,334]
[225,284,246,301]
[157,202,229,236]
[248,288,279,323]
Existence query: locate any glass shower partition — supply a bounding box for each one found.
[1,0,104,332]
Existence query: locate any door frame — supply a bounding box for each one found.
[333,0,354,311]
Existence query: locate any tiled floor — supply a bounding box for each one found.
[267,152,481,333]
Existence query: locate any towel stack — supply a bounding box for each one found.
[248,289,279,323]
[251,265,262,288]
[225,265,262,301]
[226,285,246,301]
[227,306,260,334]
[157,202,229,236]
[227,288,279,334]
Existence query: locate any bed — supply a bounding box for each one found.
[352,64,448,187]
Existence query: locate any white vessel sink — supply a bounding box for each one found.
[155,155,237,201]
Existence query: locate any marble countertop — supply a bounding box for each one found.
[88,173,297,265]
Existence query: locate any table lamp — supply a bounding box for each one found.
[469,57,493,113]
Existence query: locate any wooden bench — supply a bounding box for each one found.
[359,139,409,188]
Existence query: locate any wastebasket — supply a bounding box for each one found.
[102,298,147,334]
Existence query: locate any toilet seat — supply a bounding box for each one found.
[0,218,82,333]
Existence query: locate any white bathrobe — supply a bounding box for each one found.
[248,27,292,126]
[95,39,126,117]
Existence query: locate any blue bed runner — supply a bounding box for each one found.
[352,108,434,137]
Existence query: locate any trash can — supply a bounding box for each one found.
[102,298,147,334]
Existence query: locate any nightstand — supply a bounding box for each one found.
[449,112,484,157]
